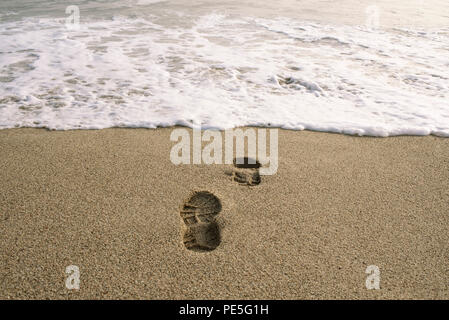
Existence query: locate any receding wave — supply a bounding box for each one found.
[0,13,448,136]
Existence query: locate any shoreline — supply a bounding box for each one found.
[3,125,449,137]
[1,127,448,299]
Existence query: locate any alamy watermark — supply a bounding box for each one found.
[65,265,80,290]
[170,127,278,175]
[365,265,380,290]
[65,5,80,30]
[365,5,380,30]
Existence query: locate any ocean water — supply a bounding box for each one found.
[0,0,448,136]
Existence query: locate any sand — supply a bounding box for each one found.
[0,128,448,299]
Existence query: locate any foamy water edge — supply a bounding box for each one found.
[1,13,448,136]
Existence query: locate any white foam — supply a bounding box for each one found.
[0,13,448,136]
[136,0,167,5]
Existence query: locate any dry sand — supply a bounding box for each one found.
[0,128,448,299]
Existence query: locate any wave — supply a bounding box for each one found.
[0,13,448,136]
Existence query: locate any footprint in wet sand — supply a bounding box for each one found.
[225,157,261,186]
[180,191,222,252]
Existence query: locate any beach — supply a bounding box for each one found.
[1,0,449,135]
[1,128,448,299]
[1,0,449,300]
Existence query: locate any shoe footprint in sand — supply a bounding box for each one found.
[180,191,222,251]
[225,157,261,186]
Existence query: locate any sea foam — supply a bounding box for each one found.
[0,13,448,136]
